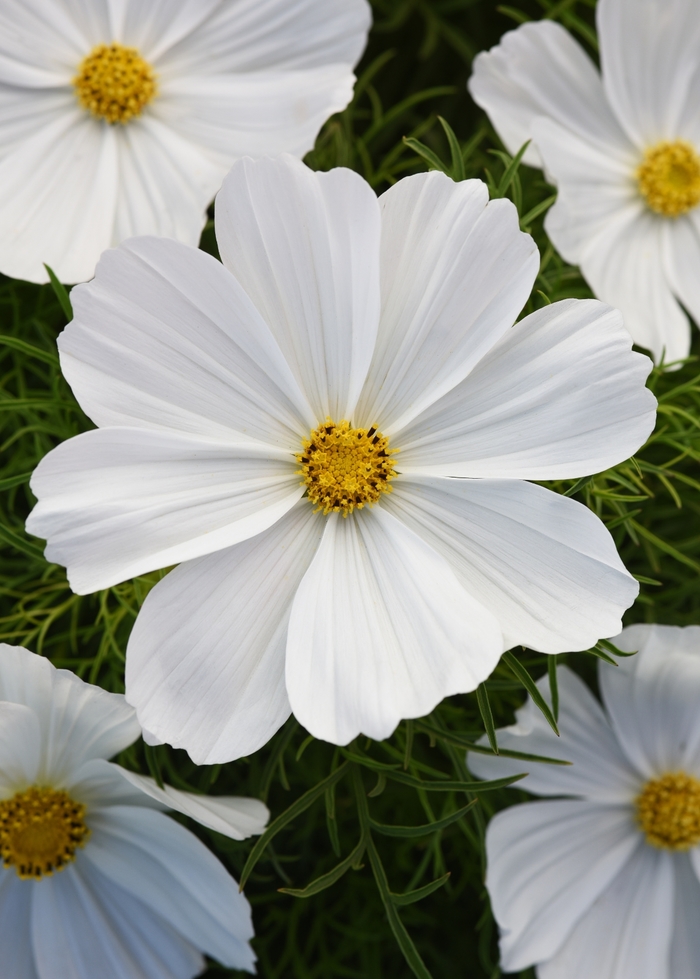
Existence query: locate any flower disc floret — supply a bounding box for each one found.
[635,772,700,850]
[637,141,700,218]
[0,786,90,879]
[297,419,398,516]
[74,43,157,124]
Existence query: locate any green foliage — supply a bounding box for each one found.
[2,0,700,976]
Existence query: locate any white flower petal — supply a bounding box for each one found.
[0,870,40,979]
[0,702,41,793]
[67,758,165,811]
[28,427,301,593]
[157,66,359,162]
[486,799,639,972]
[0,113,118,284]
[663,213,700,334]
[61,235,314,442]
[117,0,222,63]
[31,860,206,979]
[537,844,674,979]
[598,0,700,146]
[397,298,655,478]
[355,173,539,434]
[383,477,638,654]
[670,855,700,977]
[531,115,637,267]
[286,506,503,745]
[157,0,370,74]
[215,155,381,421]
[468,21,630,168]
[126,502,323,764]
[467,667,641,803]
[599,624,700,779]
[0,0,100,76]
[111,116,224,246]
[0,645,140,785]
[0,88,74,158]
[574,198,691,364]
[84,806,256,970]
[108,764,269,841]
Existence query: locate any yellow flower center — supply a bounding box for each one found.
[0,787,90,879]
[74,43,157,125]
[637,140,700,217]
[297,419,398,516]
[635,772,700,850]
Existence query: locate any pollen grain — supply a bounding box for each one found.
[297,419,398,516]
[637,140,700,217]
[74,43,157,124]
[0,786,90,879]
[635,772,700,850]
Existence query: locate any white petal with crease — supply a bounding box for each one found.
[538,844,674,979]
[28,427,301,593]
[216,155,381,422]
[487,800,639,972]
[126,502,323,764]
[398,298,655,478]
[286,506,502,745]
[355,173,539,434]
[384,476,638,653]
[60,235,314,442]
[467,667,641,803]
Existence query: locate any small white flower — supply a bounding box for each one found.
[0,0,370,284]
[469,0,700,364]
[0,643,268,978]
[27,154,656,763]
[468,624,700,979]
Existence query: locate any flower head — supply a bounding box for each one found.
[469,0,700,364]
[0,0,370,284]
[0,643,268,977]
[468,624,700,978]
[27,155,656,762]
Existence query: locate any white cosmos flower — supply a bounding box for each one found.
[0,0,370,285]
[0,644,269,978]
[469,0,700,364]
[26,154,656,763]
[468,624,700,979]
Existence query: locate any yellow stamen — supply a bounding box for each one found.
[637,140,700,217]
[297,419,398,516]
[0,787,90,879]
[635,772,700,850]
[74,43,157,125]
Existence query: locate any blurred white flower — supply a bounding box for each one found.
[27,155,655,762]
[468,624,700,979]
[469,0,700,364]
[0,0,370,284]
[0,643,268,978]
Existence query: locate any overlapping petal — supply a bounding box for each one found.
[60,236,314,441]
[286,505,502,745]
[0,645,140,784]
[397,298,655,478]
[467,667,642,803]
[468,20,630,167]
[383,477,638,654]
[598,0,700,147]
[126,503,323,764]
[486,800,640,972]
[0,871,39,979]
[537,844,674,979]
[31,859,206,979]
[355,172,539,434]
[84,806,255,970]
[27,427,301,593]
[600,624,700,779]
[215,155,381,423]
